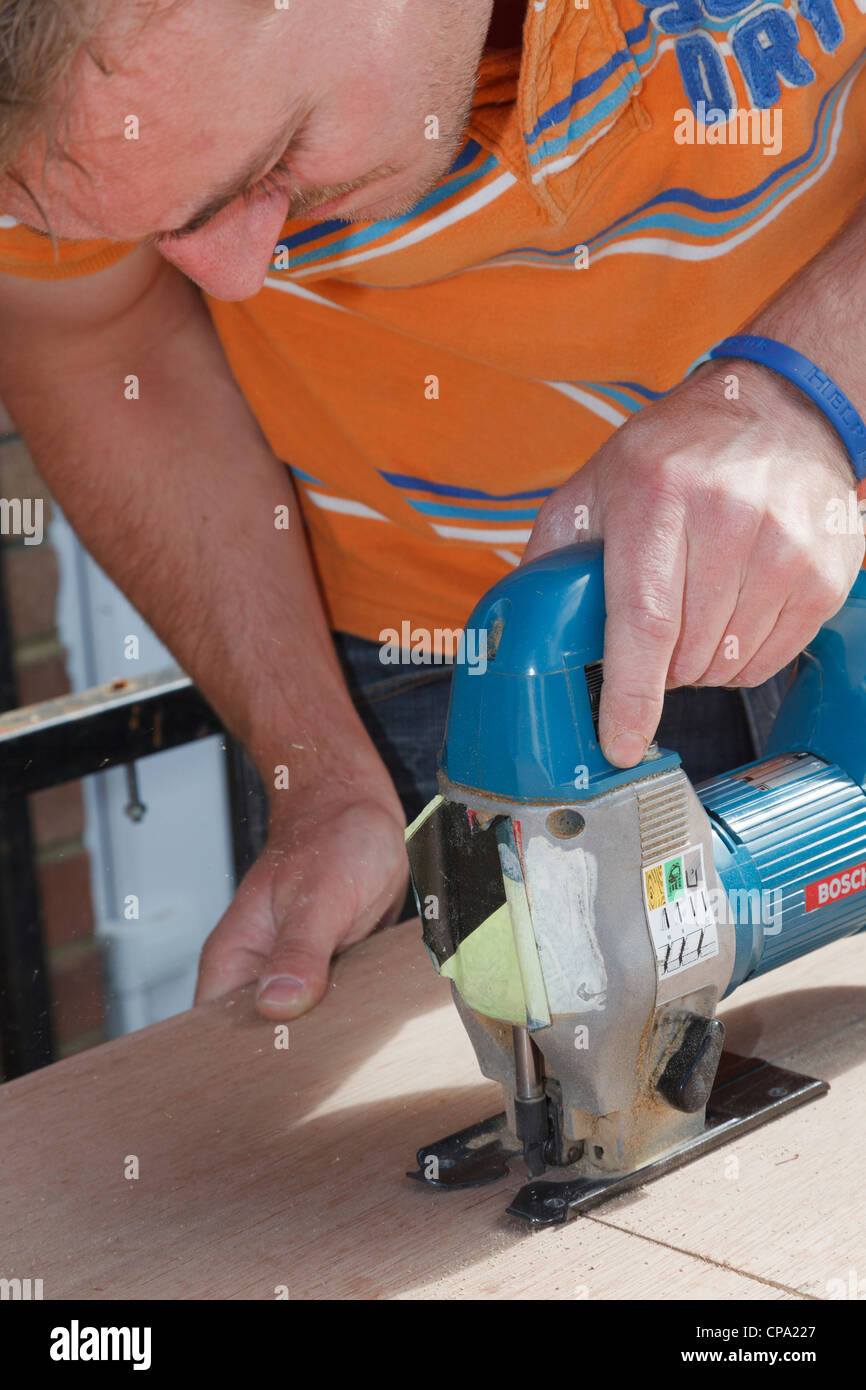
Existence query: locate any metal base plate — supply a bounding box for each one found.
[407,1053,828,1225]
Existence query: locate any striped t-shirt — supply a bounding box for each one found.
[3,0,866,637]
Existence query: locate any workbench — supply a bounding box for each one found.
[1,919,864,1300]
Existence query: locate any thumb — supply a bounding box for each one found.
[195,849,285,1005]
[254,893,340,1020]
[255,805,409,1020]
[194,856,345,1018]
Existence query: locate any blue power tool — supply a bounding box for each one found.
[406,542,866,1224]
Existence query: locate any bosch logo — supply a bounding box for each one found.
[805,864,866,913]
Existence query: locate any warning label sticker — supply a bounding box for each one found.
[642,844,718,980]
[644,863,665,912]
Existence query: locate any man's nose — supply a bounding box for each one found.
[157,193,291,300]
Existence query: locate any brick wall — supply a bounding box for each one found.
[0,398,105,1067]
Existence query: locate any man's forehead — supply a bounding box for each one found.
[4,1,306,242]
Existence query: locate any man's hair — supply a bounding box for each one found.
[0,0,112,175]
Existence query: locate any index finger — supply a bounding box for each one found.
[598,518,687,767]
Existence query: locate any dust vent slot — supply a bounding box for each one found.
[636,779,689,863]
[584,661,603,738]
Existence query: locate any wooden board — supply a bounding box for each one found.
[597,936,866,1298]
[0,919,863,1300]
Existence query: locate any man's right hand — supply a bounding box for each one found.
[0,246,414,1021]
[195,767,409,1017]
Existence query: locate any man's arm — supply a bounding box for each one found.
[0,247,408,1014]
[525,199,866,765]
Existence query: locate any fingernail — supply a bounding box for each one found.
[256,974,309,1008]
[607,731,648,767]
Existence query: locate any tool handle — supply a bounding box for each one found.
[466,542,606,677]
[440,542,680,800]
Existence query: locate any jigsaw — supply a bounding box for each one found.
[405,542,866,1224]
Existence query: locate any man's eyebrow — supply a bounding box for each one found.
[154,117,301,241]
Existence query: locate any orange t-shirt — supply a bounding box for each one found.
[3,0,866,636]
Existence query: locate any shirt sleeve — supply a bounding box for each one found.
[0,219,138,280]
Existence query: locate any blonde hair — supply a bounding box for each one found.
[0,1,115,175]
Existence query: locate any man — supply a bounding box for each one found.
[0,0,863,1022]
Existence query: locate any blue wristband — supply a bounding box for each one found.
[707,333,866,483]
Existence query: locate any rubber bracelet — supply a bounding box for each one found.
[707,333,866,483]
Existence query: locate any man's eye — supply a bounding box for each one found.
[241,154,297,208]
[158,142,303,243]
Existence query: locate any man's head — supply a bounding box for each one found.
[1,0,496,298]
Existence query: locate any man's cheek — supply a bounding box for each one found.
[321,73,417,162]
[292,122,399,193]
